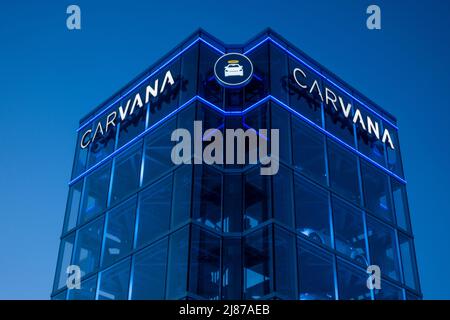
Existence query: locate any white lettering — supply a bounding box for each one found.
[130,93,144,115]
[92,122,104,141]
[339,97,352,118]
[105,111,117,133]
[367,115,380,139]
[353,109,367,131]
[382,129,395,150]
[79,69,176,149]
[119,99,131,121]
[145,80,159,103]
[309,80,324,102]
[80,129,92,149]
[291,67,395,149]
[161,70,175,92]
[293,68,307,88]
[325,87,338,112]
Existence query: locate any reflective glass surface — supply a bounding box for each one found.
[54,31,420,300]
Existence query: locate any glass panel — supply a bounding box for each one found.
[274,228,297,299]
[223,174,243,233]
[271,104,292,166]
[324,85,355,147]
[240,104,269,171]
[87,112,117,167]
[332,197,368,266]
[243,226,273,299]
[244,168,272,230]
[143,117,177,186]
[225,88,243,112]
[374,281,403,300]
[189,226,221,299]
[355,103,386,166]
[270,43,289,103]
[131,238,168,300]
[327,140,361,204]
[287,57,323,125]
[79,163,111,224]
[192,166,222,231]
[295,176,332,248]
[110,144,142,205]
[180,44,199,104]
[136,175,172,248]
[72,129,89,178]
[297,240,335,300]
[361,161,393,222]
[67,275,97,300]
[147,60,181,127]
[166,226,189,299]
[391,178,411,232]
[64,180,83,233]
[245,101,270,130]
[177,101,196,134]
[98,259,131,300]
[54,234,75,291]
[399,235,419,290]
[116,88,147,148]
[196,105,225,167]
[273,166,294,228]
[366,217,400,281]
[337,259,371,300]
[73,217,104,278]
[385,123,403,177]
[171,165,193,228]
[245,42,269,107]
[292,118,327,185]
[198,43,223,106]
[102,197,136,267]
[222,238,242,299]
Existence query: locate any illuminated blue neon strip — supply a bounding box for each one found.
[77,37,224,132]
[244,37,399,130]
[69,94,406,186]
[196,95,271,116]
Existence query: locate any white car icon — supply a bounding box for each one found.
[224,63,244,77]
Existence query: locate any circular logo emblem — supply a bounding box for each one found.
[214,53,253,88]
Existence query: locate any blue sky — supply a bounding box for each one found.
[0,0,449,299]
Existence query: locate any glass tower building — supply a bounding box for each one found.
[51,29,421,300]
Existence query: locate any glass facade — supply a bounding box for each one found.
[52,29,421,300]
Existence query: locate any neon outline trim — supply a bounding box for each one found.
[70,95,406,186]
[77,35,397,133]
